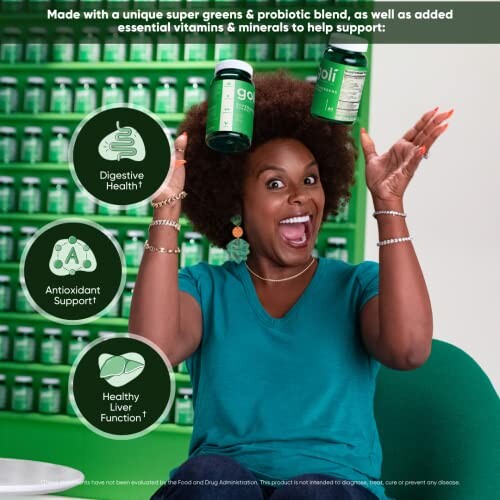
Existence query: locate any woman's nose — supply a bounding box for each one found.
[288,185,309,204]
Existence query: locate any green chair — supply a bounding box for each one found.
[374,339,500,500]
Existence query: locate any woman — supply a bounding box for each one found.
[130,72,451,499]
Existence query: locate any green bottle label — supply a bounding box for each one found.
[311,59,367,122]
[25,43,47,63]
[206,79,254,140]
[175,398,194,425]
[24,88,45,114]
[73,191,95,215]
[68,340,87,364]
[12,386,33,412]
[0,334,9,360]
[39,388,61,414]
[0,286,11,311]
[1,43,21,63]
[154,88,178,113]
[74,88,96,114]
[52,43,74,62]
[19,188,41,213]
[78,43,99,62]
[180,242,203,268]
[48,137,69,163]
[156,43,179,62]
[41,339,63,364]
[102,88,125,107]
[0,385,6,409]
[51,88,72,113]
[0,88,16,114]
[103,43,126,62]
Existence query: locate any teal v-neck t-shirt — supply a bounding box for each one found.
[171,257,388,500]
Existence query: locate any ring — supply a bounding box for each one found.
[175,148,185,153]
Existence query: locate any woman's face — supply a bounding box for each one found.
[242,138,325,266]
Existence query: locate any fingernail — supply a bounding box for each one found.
[418,145,426,155]
[175,159,186,168]
[433,106,439,112]
[360,127,366,133]
[442,122,449,130]
[181,131,188,137]
[447,109,454,117]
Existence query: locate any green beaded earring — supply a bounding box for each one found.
[226,215,250,263]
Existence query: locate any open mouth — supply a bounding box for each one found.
[278,214,313,248]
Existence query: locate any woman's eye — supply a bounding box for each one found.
[267,179,285,189]
[304,175,318,185]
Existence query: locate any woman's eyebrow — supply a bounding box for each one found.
[256,160,318,177]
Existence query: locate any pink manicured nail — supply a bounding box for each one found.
[361,127,366,133]
[418,146,426,155]
[447,109,454,117]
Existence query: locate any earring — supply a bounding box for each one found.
[226,215,250,263]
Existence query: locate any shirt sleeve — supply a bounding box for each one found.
[355,260,380,315]
[178,265,202,307]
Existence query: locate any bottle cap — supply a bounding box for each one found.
[214,59,253,78]
[328,35,368,53]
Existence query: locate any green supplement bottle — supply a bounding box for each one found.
[2,0,24,12]
[48,126,70,163]
[125,203,149,217]
[12,375,34,412]
[0,77,18,114]
[78,28,101,63]
[325,237,348,262]
[129,77,151,110]
[0,28,22,63]
[0,374,7,410]
[274,38,299,61]
[175,387,194,426]
[24,77,47,114]
[29,0,51,13]
[38,377,61,414]
[97,203,120,216]
[13,327,35,362]
[0,325,10,361]
[208,244,228,266]
[74,77,97,114]
[20,127,43,164]
[154,77,178,114]
[73,191,96,215]
[102,77,125,108]
[183,77,207,112]
[41,328,63,364]
[244,36,269,62]
[0,129,17,164]
[124,230,145,267]
[121,282,134,318]
[181,232,203,268]
[304,40,324,61]
[177,360,189,374]
[25,28,48,63]
[156,35,180,62]
[0,276,11,311]
[103,27,126,63]
[18,177,42,213]
[129,34,153,62]
[17,227,38,259]
[311,36,368,124]
[47,178,70,214]
[0,226,14,262]
[0,177,15,212]
[184,35,208,62]
[206,60,254,153]
[52,28,75,63]
[214,36,238,61]
[16,287,34,313]
[67,329,89,364]
[50,77,73,114]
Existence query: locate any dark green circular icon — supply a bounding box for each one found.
[70,105,172,206]
[20,219,125,324]
[69,334,174,439]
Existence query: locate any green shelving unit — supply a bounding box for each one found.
[0,3,372,498]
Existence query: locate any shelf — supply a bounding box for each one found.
[0,212,151,226]
[0,163,70,172]
[0,311,128,327]
[0,61,318,73]
[0,410,194,434]
[0,362,192,385]
[0,113,185,124]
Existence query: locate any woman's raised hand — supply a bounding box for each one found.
[152,131,188,211]
[360,107,453,203]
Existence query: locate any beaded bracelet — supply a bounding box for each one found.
[377,236,413,247]
[144,240,181,254]
[373,210,407,218]
[149,219,181,232]
[151,191,187,209]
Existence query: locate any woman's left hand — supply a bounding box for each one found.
[360,107,453,203]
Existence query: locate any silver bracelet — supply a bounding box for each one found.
[149,219,180,232]
[373,210,407,218]
[377,236,413,247]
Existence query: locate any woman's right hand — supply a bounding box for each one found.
[151,131,188,215]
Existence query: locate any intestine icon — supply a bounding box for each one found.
[98,121,146,162]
